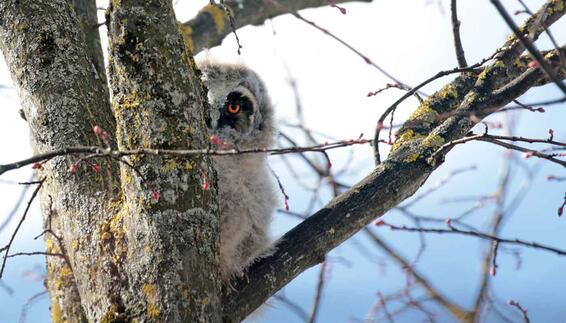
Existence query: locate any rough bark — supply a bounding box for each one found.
[69,0,109,93]
[1,0,219,321]
[0,0,116,321]
[104,0,220,321]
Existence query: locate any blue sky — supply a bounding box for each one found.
[1,0,565,322]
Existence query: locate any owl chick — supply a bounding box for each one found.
[198,61,277,281]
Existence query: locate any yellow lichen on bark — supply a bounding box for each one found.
[421,134,445,150]
[547,0,564,15]
[179,24,194,51]
[406,103,438,125]
[45,237,57,253]
[201,4,226,34]
[100,304,121,323]
[51,297,65,323]
[437,83,458,101]
[148,304,161,319]
[71,239,79,252]
[404,152,420,163]
[98,206,128,263]
[116,90,141,110]
[53,266,74,290]
[143,283,161,318]
[391,130,425,152]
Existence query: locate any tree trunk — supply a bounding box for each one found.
[0,0,220,321]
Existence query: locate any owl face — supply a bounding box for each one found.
[198,61,274,148]
[215,86,257,134]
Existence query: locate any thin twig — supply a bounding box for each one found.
[0,280,14,295]
[215,0,243,54]
[307,260,328,323]
[450,0,468,68]
[0,174,34,234]
[19,290,48,323]
[431,133,566,168]
[0,178,45,279]
[272,293,310,321]
[6,251,66,259]
[378,291,394,323]
[265,0,411,89]
[378,222,566,256]
[0,138,373,176]
[507,299,531,323]
[490,241,500,276]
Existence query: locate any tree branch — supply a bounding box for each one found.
[490,0,566,95]
[221,1,566,319]
[181,0,372,53]
[450,0,468,68]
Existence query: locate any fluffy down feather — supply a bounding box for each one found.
[198,61,277,281]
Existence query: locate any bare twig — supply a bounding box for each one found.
[0,279,14,295]
[507,299,531,323]
[6,251,66,259]
[379,222,566,256]
[307,260,328,323]
[490,241,500,276]
[265,0,410,89]
[19,290,48,323]
[450,0,468,68]
[272,293,310,321]
[0,174,34,234]
[402,165,477,208]
[0,178,45,279]
[431,133,566,168]
[269,166,290,211]
[214,0,243,54]
[0,139,373,176]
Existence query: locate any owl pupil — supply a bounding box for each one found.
[225,91,253,116]
[215,91,255,130]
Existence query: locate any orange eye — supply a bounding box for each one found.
[227,103,241,114]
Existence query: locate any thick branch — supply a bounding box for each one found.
[222,149,434,322]
[222,8,566,322]
[181,0,371,53]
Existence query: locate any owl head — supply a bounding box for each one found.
[198,61,275,149]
